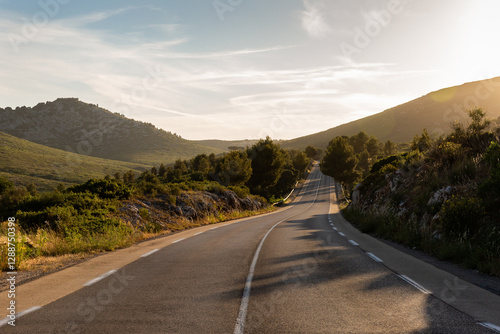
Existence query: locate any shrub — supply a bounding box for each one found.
[67,179,132,200]
[440,196,485,237]
[370,155,400,174]
[228,185,250,198]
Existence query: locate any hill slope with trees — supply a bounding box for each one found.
[284,77,500,149]
[0,98,222,165]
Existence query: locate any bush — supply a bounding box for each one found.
[67,179,132,200]
[440,196,485,237]
[370,155,400,174]
[228,185,250,198]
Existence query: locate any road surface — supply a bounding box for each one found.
[2,165,499,333]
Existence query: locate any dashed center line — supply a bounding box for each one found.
[194,231,204,236]
[338,232,345,237]
[83,269,118,287]
[399,275,431,294]
[172,238,185,244]
[141,249,159,258]
[0,306,42,327]
[366,252,383,263]
[348,240,359,246]
[479,322,500,333]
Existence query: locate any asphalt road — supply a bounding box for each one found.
[3,165,498,333]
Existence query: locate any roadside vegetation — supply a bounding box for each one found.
[0,138,314,271]
[321,108,500,277]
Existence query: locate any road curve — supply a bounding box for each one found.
[3,165,498,333]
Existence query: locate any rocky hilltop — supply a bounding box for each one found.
[0,98,221,165]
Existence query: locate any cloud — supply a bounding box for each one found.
[301,0,331,38]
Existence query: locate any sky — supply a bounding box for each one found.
[1,0,500,140]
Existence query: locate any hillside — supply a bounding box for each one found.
[194,139,259,151]
[0,98,222,165]
[283,77,500,149]
[0,131,149,192]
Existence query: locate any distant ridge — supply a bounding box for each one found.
[0,98,222,165]
[283,77,500,149]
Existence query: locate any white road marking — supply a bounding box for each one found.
[479,322,500,333]
[210,226,219,230]
[338,232,345,237]
[83,269,118,287]
[399,275,431,294]
[0,306,42,327]
[194,231,204,235]
[348,240,359,246]
[234,172,323,334]
[172,238,185,244]
[366,252,383,263]
[333,227,338,231]
[329,223,334,226]
[141,249,159,258]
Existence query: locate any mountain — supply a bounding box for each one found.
[194,139,259,151]
[0,131,150,192]
[0,98,222,165]
[283,77,500,149]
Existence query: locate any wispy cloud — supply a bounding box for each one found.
[301,0,331,38]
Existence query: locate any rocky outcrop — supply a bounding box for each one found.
[118,190,266,230]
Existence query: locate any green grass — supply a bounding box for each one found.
[0,131,150,191]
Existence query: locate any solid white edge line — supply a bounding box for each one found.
[399,275,431,295]
[83,269,118,287]
[210,226,219,230]
[366,252,383,263]
[338,232,345,237]
[0,306,42,327]
[348,240,359,246]
[233,171,323,334]
[172,238,185,244]
[194,231,204,235]
[479,322,500,333]
[141,249,159,258]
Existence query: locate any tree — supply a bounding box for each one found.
[217,151,252,186]
[321,137,360,188]
[357,150,370,175]
[412,129,432,152]
[349,131,370,154]
[158,164,167,177]
[366,137,381,157]
[191,154,211,174]
[273,165,299,197]
[305,146,321,159]
[174,159,188,174]
[247,137,286,196]
[114,172,122,182]
[0,176,13,194]
[384,140,396,156]
[123,170,135,183]
[292,151,310,176]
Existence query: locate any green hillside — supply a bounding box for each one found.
[0,131,150,192]
[194,139,259,151]
[283,77,500,149]
[0,98,222,165]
